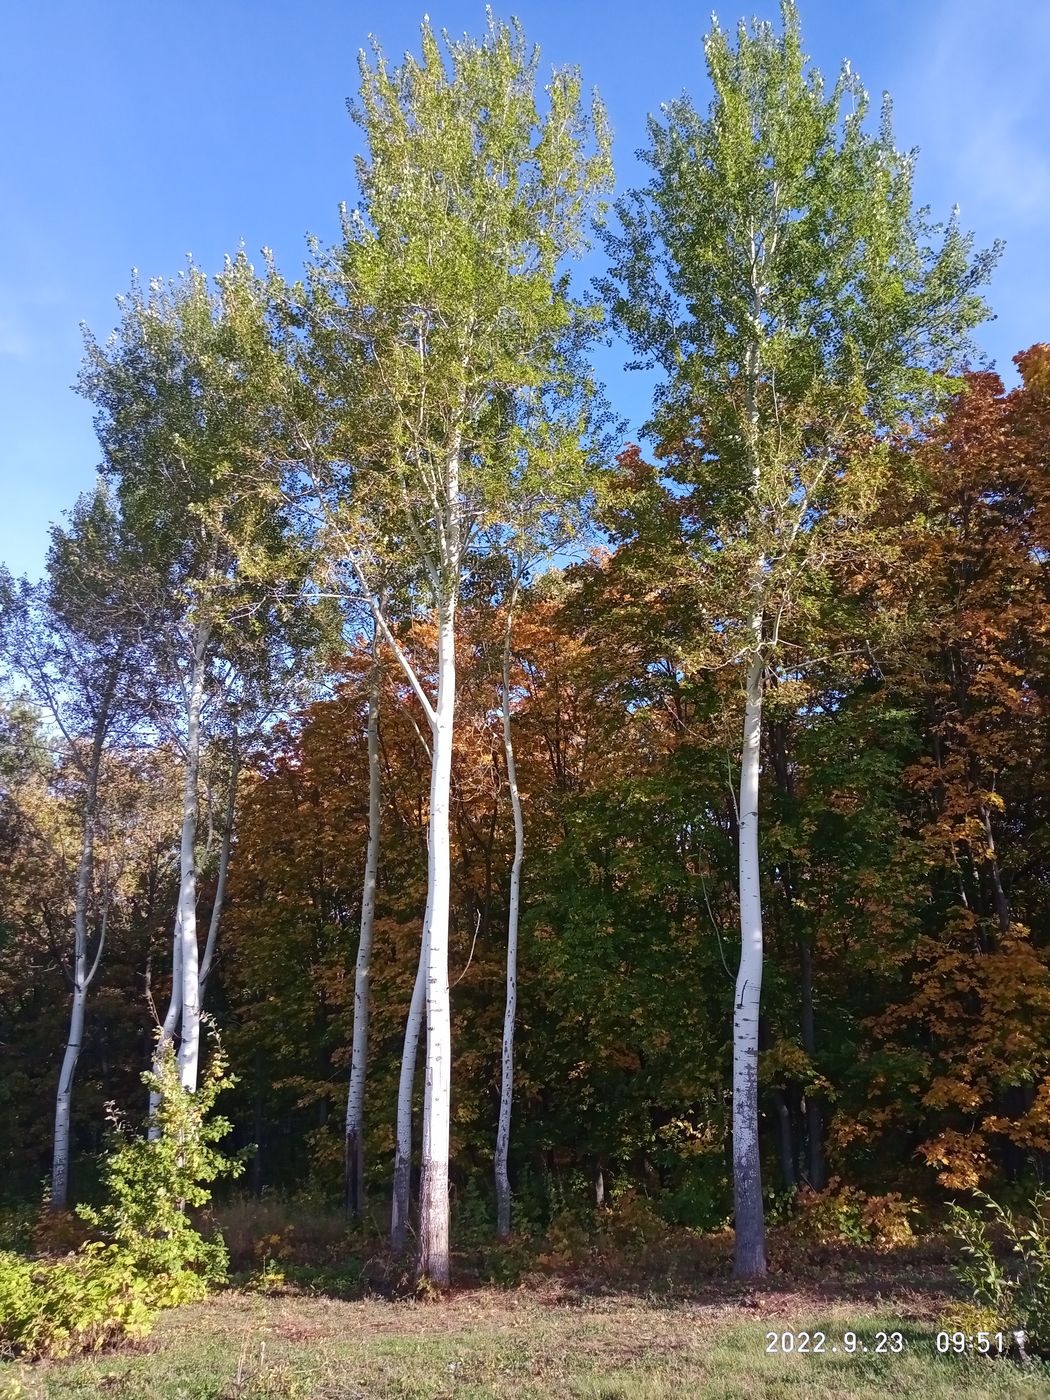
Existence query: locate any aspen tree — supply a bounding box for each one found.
[603,0,997,1276]
[80,255,320,1096]
[494,568,523,1239]
[294,14,610,1283]
[0,490,142,1208]
[345,621,382,1218]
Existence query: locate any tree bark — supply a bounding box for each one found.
[495,579,523,1239]
[392,930,427,1254]
[731,219,768,1278]
[51,660,118,1210]
[177,622,209,1093]
[151,719,234,1129]
[346,642,381,1218]
[148,903,183,1136]
[198,737,239,1000]
[733,641,767,1278]
[417,603,455,1287]
[52,978,86,1212]
[52,842,101,1210]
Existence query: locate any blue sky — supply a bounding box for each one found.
[2,0,1047,580]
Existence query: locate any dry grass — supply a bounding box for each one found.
[212,1198,360,1276]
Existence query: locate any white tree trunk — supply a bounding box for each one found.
[197,742,238,1000]
[148,903,183,1136]
[417,603,455,1286]
[52,965,88,1211]
[51,667,116,1211]
[151,730,232,1129]
[177,624,208,1093]
[391,931,426,1253]
[52,824,97,1209]
[733,639,767,1278]
[346,650,381,1217]
[495,583,523,1238]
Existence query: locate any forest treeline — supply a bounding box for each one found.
[1,3,1047,1290]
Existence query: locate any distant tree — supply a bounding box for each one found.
[0,488,145,1208]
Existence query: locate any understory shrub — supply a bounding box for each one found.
[0,1040,241,1360]
[0,1201,36,1255]
[214,1193,370,1277]
[0,1242,170,1360]
[948,1189,1050,1356]
[785,1177,918,1249]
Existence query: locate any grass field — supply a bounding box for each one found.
[3,1268,1048,1400]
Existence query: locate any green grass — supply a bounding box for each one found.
[3,1289,1047,1400]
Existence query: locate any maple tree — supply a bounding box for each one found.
[849,357,1050,1190]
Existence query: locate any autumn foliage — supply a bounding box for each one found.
[2,355,1048,1234]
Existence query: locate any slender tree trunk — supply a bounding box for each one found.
[733,641,767,1278]
[52,813,98,1209]
[51,662,118,1210]
[391,932,427,1254]
[417,603,455,1286]
[198,737,239,1000]
[770,1088,796,1193]
[148,903,183,1137]
[495,580,523,1238]
[979,803,1011,936]
[151,733,234,1132]
[798,934,826,1189]
[177,623,208,1093]
[150,734,234,1127]
[346,645,381,1218]
[731,226,769,1277]
[52,975,86,1212]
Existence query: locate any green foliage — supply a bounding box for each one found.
[296,10,613,619]
[948,1190,1050,1355]
[659,1166,733,1233]
[601,0,1001,672]
[78,252,329,715]
[80,256,290,597]
[0,1043,241,1360]
[604,0,999,455]
[78,1038,243,1285]
[0,1201,35,1254]
[0,1243,160,1361]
